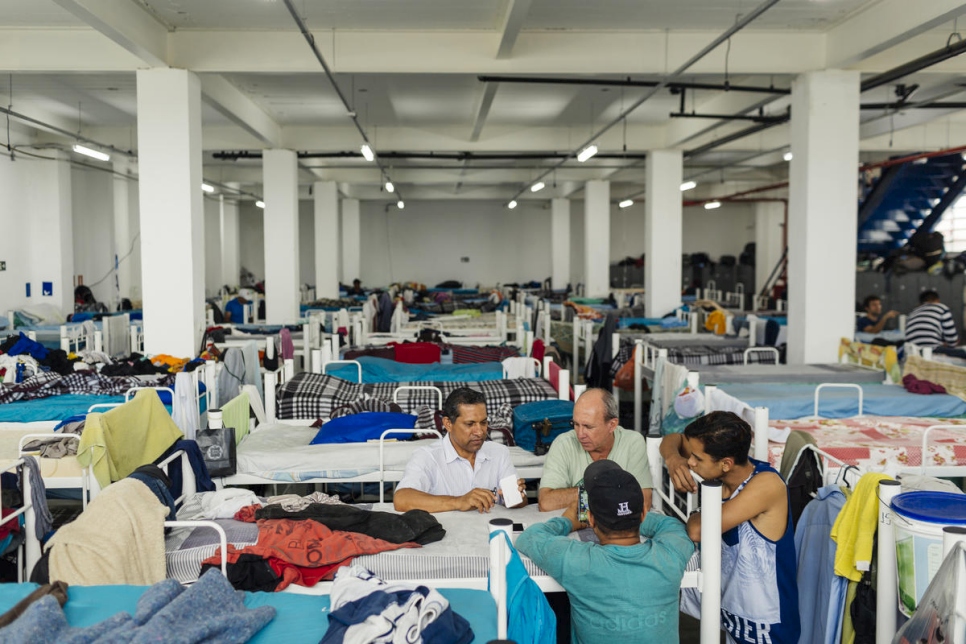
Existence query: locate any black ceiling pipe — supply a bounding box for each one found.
[670,112,788,123]
[476,75,790,95]
[212,150,651,162]
[861,101,966,110]
[862,38,966,93]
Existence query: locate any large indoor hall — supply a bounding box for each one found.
[2,1,966,642]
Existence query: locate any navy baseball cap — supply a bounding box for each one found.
[584,460,644,531]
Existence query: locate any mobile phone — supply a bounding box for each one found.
[577,484,589,523]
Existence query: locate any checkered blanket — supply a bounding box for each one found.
[0,371,174,405]
[276,372,559,420]
[609,337,773,375]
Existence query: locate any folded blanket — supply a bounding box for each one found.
[0,569,274,643]
[47,478,168,586]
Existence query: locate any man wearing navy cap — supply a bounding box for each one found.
[517,460,693,644]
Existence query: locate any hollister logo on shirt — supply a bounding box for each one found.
[617,501,631,516]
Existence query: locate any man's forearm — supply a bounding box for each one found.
[537,486,577,511]
[393,488,459,513]
[660,433,685,461]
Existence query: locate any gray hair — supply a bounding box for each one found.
[580,388,619,422]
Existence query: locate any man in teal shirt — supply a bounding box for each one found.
[517,460,693,644]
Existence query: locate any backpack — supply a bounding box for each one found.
[909,231,945,264]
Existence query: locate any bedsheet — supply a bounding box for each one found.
[355,504,551,582]
[234,424,546,482]
[277,372,559,420]
[0,582,496,644]
[0,394,124,422]
[694,364,885,385]
[719,383,966,419]
[767,416,966,471]
[326,356,503,383]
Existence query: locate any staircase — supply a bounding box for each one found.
[857,152,966,254]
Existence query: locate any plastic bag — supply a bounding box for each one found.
[893,541,966,644]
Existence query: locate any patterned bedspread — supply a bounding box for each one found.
[769,416,966,470]
[277,372,560,420]
[0,371,175,405]
[610,337,774,378]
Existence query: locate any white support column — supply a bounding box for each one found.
[787,70,860,364]
[314,181,340,299]
[262,149,301,324]
[27,152,74,315]
[755,201,785,295]
[645,149,684,318]
[551,198,570,291]
[112,158,133,306]
[341,198,360,285]
[220,183,240,288]
[583,180,610,298]
[136,68,205,356]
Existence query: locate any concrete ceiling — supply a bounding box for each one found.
[2,0,966,202]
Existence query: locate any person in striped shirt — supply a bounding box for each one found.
[905,290,959,348]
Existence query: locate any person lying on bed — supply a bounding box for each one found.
[393,387,527,513]
[538,388,653,512]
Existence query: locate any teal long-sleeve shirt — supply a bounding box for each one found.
[516,513,694,644]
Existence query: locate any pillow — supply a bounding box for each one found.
[309,411,418,445]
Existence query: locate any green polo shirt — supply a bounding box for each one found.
[538,427,653,490]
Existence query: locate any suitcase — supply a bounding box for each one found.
[512,400,574,455]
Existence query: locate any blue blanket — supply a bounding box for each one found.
[0,581,496,644]
[719,382,966,419]
[327,356,503,383]
[0,395,125,422]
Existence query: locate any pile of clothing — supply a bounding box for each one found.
[201,500,445,592]
[322,565,473,644]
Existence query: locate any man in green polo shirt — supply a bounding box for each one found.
[537,388,653,511]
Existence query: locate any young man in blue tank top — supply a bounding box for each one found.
[678,411,801,644]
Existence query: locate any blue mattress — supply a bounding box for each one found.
[618,317,688,329]
[0,394,125,422]
[327,356,503,383]
[718,383,966,419]
[0,583,496,643]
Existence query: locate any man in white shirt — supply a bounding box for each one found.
[394,387,527,513]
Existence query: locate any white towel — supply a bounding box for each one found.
[172,371,200,441]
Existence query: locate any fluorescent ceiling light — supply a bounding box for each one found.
[255,200,265,209]
[530,181,545,193]
[577,144,598,163]
[397,200,405,209]
[508,200,518,209]
[704,201,722,210]
[385,181,395,193]
[72,144,110,162]
[619,199,634,209]
[201,183,215,193]
[783,151,793,162]
[680,180,697,191]
[360,144,374,162]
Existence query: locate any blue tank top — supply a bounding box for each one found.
[719,458,800,644]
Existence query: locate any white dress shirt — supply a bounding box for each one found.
[396,434,518,497]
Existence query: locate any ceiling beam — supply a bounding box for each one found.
[826,0,966,68]
[496,0,532,59]
[50,0,168,67]
[470,82,498,142]
[198,74,281,147]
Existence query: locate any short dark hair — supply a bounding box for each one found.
[683,411,752,465]
[353,279,361,285]
[920,289,940,304]
[442,387,486,423]
[862,295,881,310]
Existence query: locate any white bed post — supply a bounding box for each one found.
[283,358,295,381]
[311,349,323,374]
[264,372,277,424]
[747,314,758,348]
[690,310,699,334]
[876,479,901,644]
[515,320,525,350]
[558,370,570,400]
[489,531,509,639]
[60,326,69,352]
[583,320,593,371]
[633,340,644,434]
[542,356,553,381]
[93,331,103,353]
[572,316,580,385]
[497,310,507,342]
[753,406,769,462]
[699,480,723,644]
[524,331,534,356]
[646,436,663,513]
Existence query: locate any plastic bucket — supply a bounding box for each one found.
[891,491,966,616]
